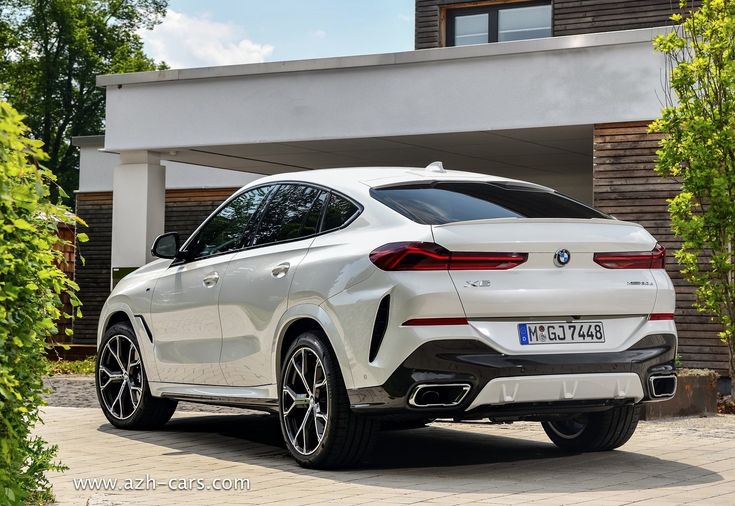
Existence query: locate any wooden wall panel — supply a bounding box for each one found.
[554,0,700,36]
[593,122,728,376]
[415,0,700,49]
[73,188,239,343]
[416,0,441,49]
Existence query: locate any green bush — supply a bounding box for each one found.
[0,101,84,503]
[652,0,735,396]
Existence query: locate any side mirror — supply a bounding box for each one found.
[151,232,180,259]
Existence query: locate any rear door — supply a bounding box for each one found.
[218,184,327,386]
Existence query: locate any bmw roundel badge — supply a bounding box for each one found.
[554,249,571,267]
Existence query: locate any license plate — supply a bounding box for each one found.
[518,322,605,345]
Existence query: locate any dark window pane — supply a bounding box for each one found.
[323,194,359,231]
[189,185,272,258]
[253,185,322,245]
[302,191,327,236]
[371,182,608,225]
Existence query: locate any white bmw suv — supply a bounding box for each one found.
[96,164,677,468]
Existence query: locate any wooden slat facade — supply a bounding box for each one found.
[73,188,239,343]
[593,122,729,376]
[554,0,700,36]
[415,0,700,49]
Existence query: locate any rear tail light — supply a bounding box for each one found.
[649,313,675,321]
[369,242,527,271]
[593,243,666,269]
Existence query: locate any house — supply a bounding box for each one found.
[73,0,727,381]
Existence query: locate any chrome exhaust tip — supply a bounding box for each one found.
[408,383,471,408]
[649,374,677,398]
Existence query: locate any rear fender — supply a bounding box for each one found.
[274,304,355,389]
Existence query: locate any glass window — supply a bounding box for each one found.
[187,185,272,259]
[322,193,359,231]
[371,182,608,225]
[302,191,328,236]
[454,13,489,46]
[253,185,323,246]
[498,4,552,42]
[448,2,551,46]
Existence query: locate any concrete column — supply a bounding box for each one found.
[111,151,165,287]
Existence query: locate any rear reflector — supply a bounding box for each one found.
[403,317,469,326]
[594,243,666,269]
[369,242,527,271]
[649,313,675,321]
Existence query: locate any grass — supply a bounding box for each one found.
[46,355,95,375]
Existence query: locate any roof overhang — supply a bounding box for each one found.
[97,27,668,155]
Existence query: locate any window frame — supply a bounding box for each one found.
[177,181,363,264]
[445,0,552,47]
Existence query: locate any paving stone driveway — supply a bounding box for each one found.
[37,406,735,505]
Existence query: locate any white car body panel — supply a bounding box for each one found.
[219,237,314,386]
[149,253,235,385]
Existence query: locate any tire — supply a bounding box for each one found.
[96,323,177,429]
[279,331,378,468]
[541,404,641,452]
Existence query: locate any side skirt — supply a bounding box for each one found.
[150,382,279,413]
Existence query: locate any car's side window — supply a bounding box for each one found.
[186,185,272,260]
[322,193,359,231]
[252,184,324,246]
[302,191,328,236]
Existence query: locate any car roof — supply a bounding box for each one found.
[247,166,545,195]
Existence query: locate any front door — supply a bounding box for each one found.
[150,185,273,384]
[150,254,234,384]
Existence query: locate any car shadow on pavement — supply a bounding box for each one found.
[100,412,723,493]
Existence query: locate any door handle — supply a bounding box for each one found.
[271,262,290,279]
[202,272,220,288]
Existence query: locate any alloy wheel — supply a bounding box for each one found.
[98,335,144,420]
[281,347,329,456]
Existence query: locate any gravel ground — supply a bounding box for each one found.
[44,374,735,434]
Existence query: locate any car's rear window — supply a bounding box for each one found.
[370,181,608,225]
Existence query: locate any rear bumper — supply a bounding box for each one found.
[348,333,676,420]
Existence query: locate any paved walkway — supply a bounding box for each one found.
[37,406,735,505]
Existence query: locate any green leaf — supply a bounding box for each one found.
[11,218,33,231]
